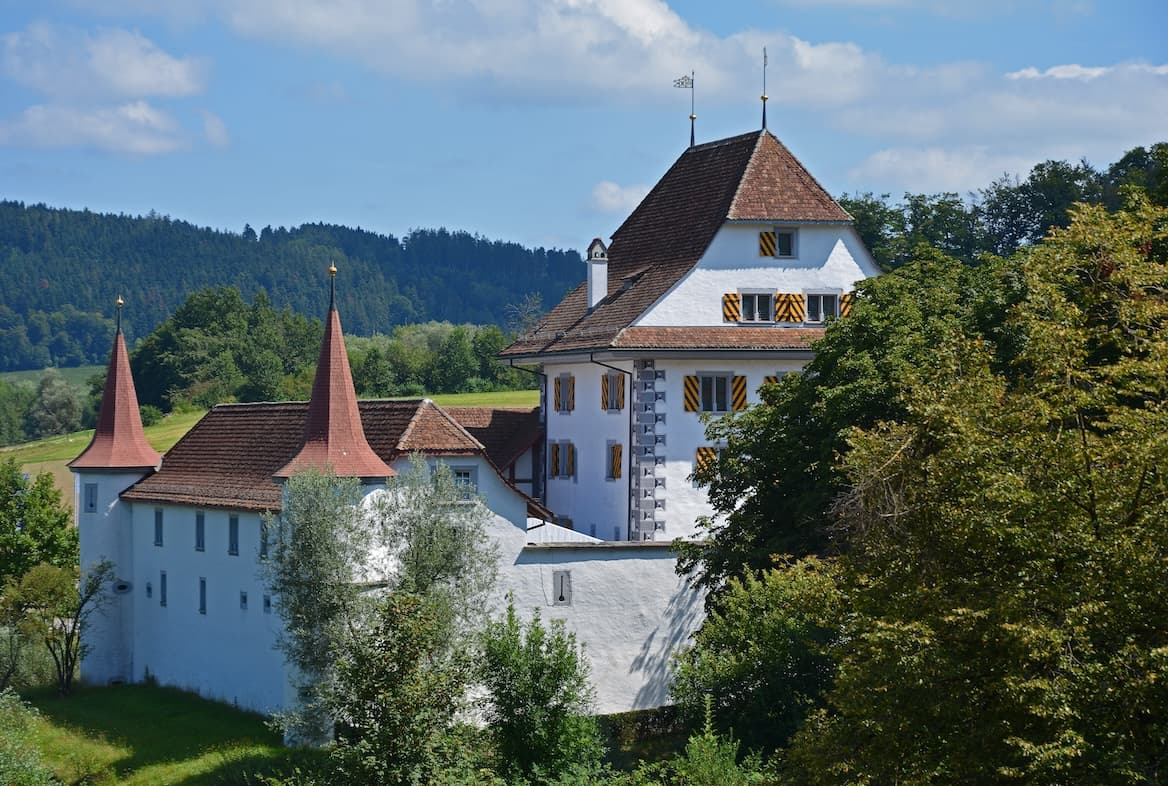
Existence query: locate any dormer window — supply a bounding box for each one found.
[759,229,796,258]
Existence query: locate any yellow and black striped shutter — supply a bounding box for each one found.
[550,444,560,476]
[600,373,609,411]
[840,293,854,318]
[731,376,747,410]
[611,443,622,479]
[759,231,776,257]
[722,293,741,322]
[616,376,625,410]
[566,444,576,477]
[763,375,779,386]
[695,447,717,472]
[683,375,700,412]
[552,377,562,412]
[774,293,806,323]
[568,375,575,411]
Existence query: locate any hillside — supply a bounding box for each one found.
[0,201,583,371]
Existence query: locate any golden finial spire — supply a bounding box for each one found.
[328,262,337,310]
[116,295,124,333]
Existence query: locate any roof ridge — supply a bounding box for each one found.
[726,131,768,224]
[424,400,488,453]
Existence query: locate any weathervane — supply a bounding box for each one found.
[674,71,695,147]
[761,47,768,130]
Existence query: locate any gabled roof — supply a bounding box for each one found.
[122,400,482,512]
[70,327,162,470]
[501,130,850,359]
[445,407,541,470]
[276,304,394,479]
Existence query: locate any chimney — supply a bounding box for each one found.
[586,238,608,311]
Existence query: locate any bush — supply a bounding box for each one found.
[138,404,163,427]
[0,689,61,786]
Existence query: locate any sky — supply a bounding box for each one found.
[0,1,1165,253]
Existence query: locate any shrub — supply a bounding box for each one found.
[0,689,60,786]
[138,404,163,426]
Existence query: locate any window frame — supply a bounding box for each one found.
[153,509,164,547]
[228,515,239,556]
[739,291,775,323]
[805,292,841,324]
[83,483,98,514]
[198,577,207,615]
[603,371,624,412]
[159,571,167,607]
[195,511,205,552]
[451,466,478,500]
[549,441,575,479]
[773,228,797,258]
[697,373,733,413]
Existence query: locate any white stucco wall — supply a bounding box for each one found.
[126,503,286,713]
[635,223,879,327]
[542,360,634,540]
[76,469,149,686]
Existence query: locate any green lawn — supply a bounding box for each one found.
[25,684,317,786]
[0,365,104,389]
[424,389,538,407]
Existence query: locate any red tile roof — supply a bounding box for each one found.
[611,326,824,351]
[122,399,486,512]
[445,407,541,470]
[70,329,162,470]
[501,130,851,359]
[276,306,395,479]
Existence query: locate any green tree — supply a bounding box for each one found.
[0,561,113,695]
[26,370,81,438]
[0,460,77,587]
[781,197,1168,782]
[358,345,394,397]
[479,598,604,782]
[433,327,477,393]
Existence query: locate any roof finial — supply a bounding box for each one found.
[328,262,337,311]
[761,47,768,130]
[673,72,695,147]
[116,295,124,334]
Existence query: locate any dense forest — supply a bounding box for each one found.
[0,207,582,371]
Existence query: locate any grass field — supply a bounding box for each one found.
[0,365,103,389]
[25,685,315,786]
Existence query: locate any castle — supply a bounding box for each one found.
[71,127,878,715]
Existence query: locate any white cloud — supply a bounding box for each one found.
[849,146,1044,192]
[590,180,650,214]
[1,23,206,99]
[0,101,185,155]
[200,109,230,147]
[1007,62,1168,80]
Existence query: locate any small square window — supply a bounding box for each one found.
[84,483,98,513]
[240,591,248,611]
[228,516,239,556]
[552,570,572,605]
[775,231,795,257]
[806,294,840,323]
[153,509,164,547]
[740,293,773,323]
[452,467,477,499]
[195,512,205,551]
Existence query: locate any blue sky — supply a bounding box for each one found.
[1,1,1164,252]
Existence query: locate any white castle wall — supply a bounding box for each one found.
[636,223,878,327]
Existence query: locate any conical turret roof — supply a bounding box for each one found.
[275,272,394,480]
[70,315,162,471]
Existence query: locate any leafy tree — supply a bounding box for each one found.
[671,560,841,753]
[479,598,604,783]
[433,327,477,394]
[0,380,34,446]
[25,370,81,438]
[0,561,113,695]
[0,459,77,587]
[773,197,1168,782]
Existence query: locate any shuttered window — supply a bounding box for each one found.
[840,293,855,317]
[806,294,839,323]
[774,293,806,322]
[760,229,796,257]
[721,293,741,322]
[601,372,625,411]
[607,442,622,480]
[686,374,748,412]
[553,373,575,412]
[550,442,576,479]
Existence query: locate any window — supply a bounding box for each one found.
[145,581,152,599]
[159,571,167,607]
[552,570,572,605]
[452,467,477,499]
[741,292,773,322]
[240,591,248,611]
[601,371,625,411]
[228,515,239,556]
[549,442,575,479]
[83,483,98,513]
[685,374,747,413]
[606,442,622,481]
[259,521,269,560]
[263,594,272,614]
[759,229,796,258]
[195,511,205,551]
[198,577,206,615]
[553,373,575,413]
[153,509,163,547]
[805,293,840,323]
